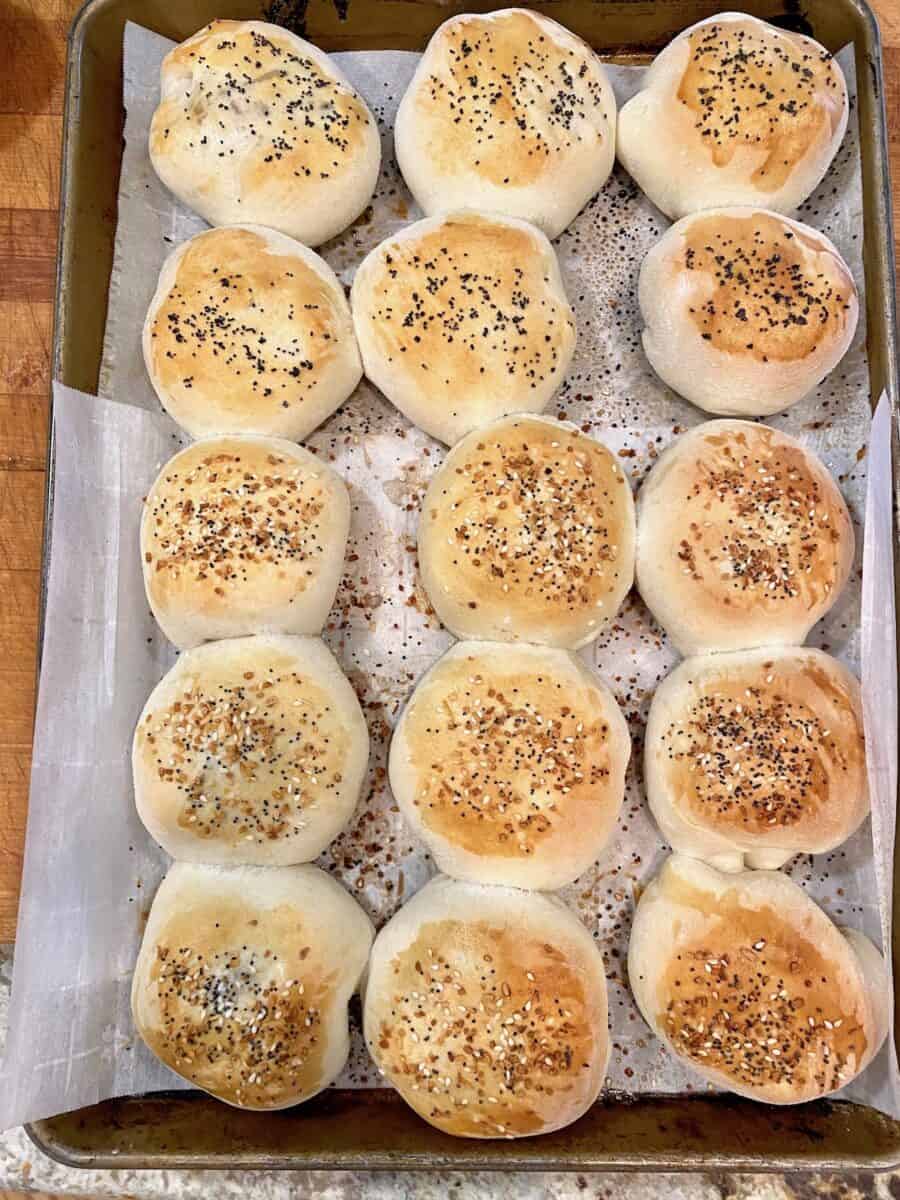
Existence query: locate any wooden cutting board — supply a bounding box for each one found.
[2,0,900,943]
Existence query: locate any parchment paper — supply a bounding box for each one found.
[1,22,897,1129]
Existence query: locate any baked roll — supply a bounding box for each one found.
[132,861,373,1109]
[635,420,854,655]
[351,211,575,445]
[394,9,616,238]
[149,20,380,245]
[144,225,362,441]
[418,414,635,648]
[364,875,609,1137]
[617,13,848,219]
[133,635,368,865]
[390,640,629,889]
[639,208,858,417]
[141,435,349,649]
[644,646,868,871]
[629,855,888,1104]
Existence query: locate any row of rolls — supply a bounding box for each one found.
[129,7,886,1138]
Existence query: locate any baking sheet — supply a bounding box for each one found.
[1,21,897,1129]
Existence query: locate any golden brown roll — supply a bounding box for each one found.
[635,420,854,655]
[143,225,362,440]
[132,861,373,1110]
[389,640,630,888]
[133,636,369,865]
[394,8,616,238]
[149,20,380,246]
[351,211,576,445]
[140,435,349,650]
[629,855,889,1104]
[644,646,868,871]
[639,208,858,417]
[418,414,635,648]
[364,875,609,1137]
[617,13,848,219]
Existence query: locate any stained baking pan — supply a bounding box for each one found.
[27,0,900,1172]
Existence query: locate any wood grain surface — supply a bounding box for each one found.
[1,0,899,945]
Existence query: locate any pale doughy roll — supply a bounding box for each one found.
[394,9,616,238]
[645,647,868,872]
[628,855,889,1104]
[149,20,381,246]
[132,861,374,1110]
[140,435,349,650]
[389,641,630,889]
[639,208,858,417]
[418,414,635,648]
[363,875,609,1137]
[635,420,854,655]
[133,636,369,866]
[351,211,576,446]
[617,13,848,220]
[143,225,362,441]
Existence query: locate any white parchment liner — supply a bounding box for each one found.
[1,22,897,1128]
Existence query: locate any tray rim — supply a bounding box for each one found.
[24,0,900,1174]
[22,1091,900,1174]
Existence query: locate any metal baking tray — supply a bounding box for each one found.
[27,0,900,1173]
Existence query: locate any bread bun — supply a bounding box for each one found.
[363,875,609,1137]
[149,20,380,246]
[418,414,635,648]
[617,13,848,220]
[141,435,349,649]
[639,208,858,417]
[143,225,362,441]
[133,635,368,865]
[628,855,889,1104]
[394,9,616,238]
[635,420,853,655]
[132,861,373,1110]
[645,647,868,872]
[351,211,576,445]
[389,641,629,889]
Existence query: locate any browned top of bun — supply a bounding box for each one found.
[675,18,845,192]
